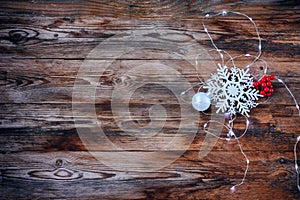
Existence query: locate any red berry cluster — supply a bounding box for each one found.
[253,75,275,97]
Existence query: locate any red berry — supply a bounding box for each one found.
[270,85,273,89]
[261,77,267,82]
[260,90,265,95]
[264,87,269,92]
[267,93,272,97]
[261,83,266,88]
[270,75,275,80]
[253,82,259,87]
[267,77,271,82]
[267,81,272,87]
[270,88,274,93]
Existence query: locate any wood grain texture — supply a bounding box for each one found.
[0,0,300,199]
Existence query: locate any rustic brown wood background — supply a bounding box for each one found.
[1,0,300,199]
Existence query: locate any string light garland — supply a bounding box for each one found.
[184,10,300,192]
[294,136,300,191]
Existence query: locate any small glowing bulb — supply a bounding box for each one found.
[224,112,231,118]
[230,186,236,193]
[246,120,250,126]
[205,14,209,17]
[222,10,227,15]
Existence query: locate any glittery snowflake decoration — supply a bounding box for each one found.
[204,64,262,117]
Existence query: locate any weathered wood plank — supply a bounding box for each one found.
[0,1,299,59]
[0,102,299,153]
[1,0,300,199]
[0,150,299,199]
[0,58,299,103]
[0,27,298,59]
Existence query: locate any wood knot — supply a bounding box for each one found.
[115,77,122,84]
[54,168,74,178]
[113,75,128,87]
[55,159,64,167]
[53,158,67,168]
[28,168,83,180]
[7,29,39,44]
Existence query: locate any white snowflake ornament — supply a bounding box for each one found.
[204,65,262,117]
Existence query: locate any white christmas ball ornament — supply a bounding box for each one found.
[192,92,211,111]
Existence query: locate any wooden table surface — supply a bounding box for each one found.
[1,1,300,199]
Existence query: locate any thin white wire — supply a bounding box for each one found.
[203,115,249,140]
[200,11,260,191]
[223,53,273,106]
[202,11,262,68]
[199,10,300,192]
[180,82,204,96]
[276,77,300,116]
[230,11,262,67]
[230,132,250,193]
[194,48,236,85]
[195,53,206,83]
[277,77,300,191]
[202,16,235,67]
[203,115,250,190]
[294,136,300,191]
[205,48,237,68]
[225,53,268,76]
